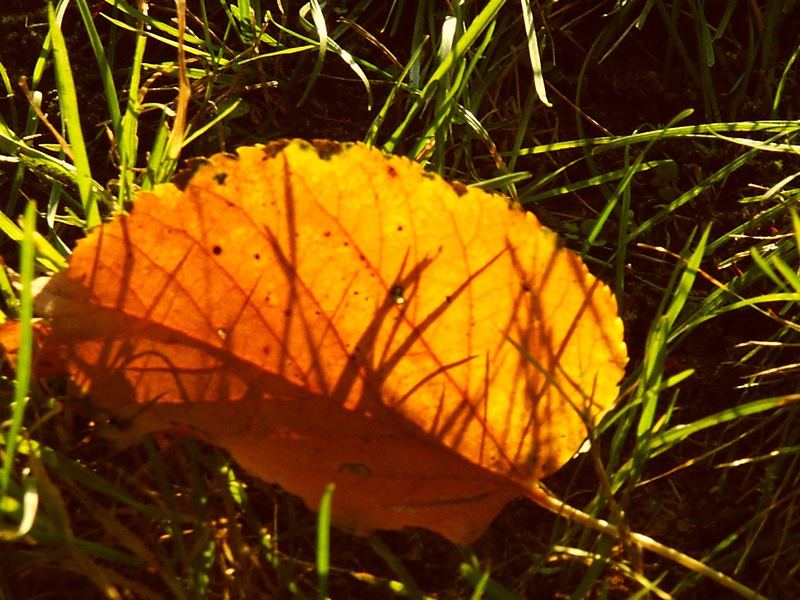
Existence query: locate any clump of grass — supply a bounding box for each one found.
[2,1,799,598]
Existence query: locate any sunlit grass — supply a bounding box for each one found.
[1,0,799,597]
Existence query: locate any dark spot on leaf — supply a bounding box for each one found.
[338,463,372,477]
[254,253,261,260]
[323,230,331,237]
[315,140,346,160]
[451,182,468,196]
[397,225,404,231]
[172,157,208,189]
[212,245,223,255]
[387,165,397,178]
[214,172,228,185]
[261,139,292,159]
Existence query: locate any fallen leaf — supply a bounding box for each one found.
[0,319,65,377]
[35,139,627,544]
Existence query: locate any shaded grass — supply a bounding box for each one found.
[1,0,799,597]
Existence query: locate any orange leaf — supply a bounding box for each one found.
[0,319,65,377]
[36,140,627,544]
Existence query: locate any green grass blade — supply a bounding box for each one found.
[0,210,68,272]
[0,262,19,321]
[74,0,121,134]
[514,120,800,156]
[297,0,329,107]
[316,483,335,599]
[749,247,788,292]
[772,41,800,115]
[791,208,800,250]
[580,110,692,255]
[768,252,800,294]
[118,7,149,200]
[47,2,100,228]
[143,117,170,190]
[0,202,36,499]
[100,0,205,47]
[627,227,710,484]
[691,2,719,119]
[522,160,668,204]
[651,394,800,453]
[664,226,710,330]
[519,0,550,106]
[365,39,427,145]
[182,98,244,146]
[383,0,506,152]
[0,62,18,132]
[627,148,756,242]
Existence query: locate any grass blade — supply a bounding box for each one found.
[47,2,100,228]
[317,483,335,599]
[0,202,36,499]
[74,0,121,134]
[519,0,551,106]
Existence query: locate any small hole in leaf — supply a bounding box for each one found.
[390,286,406,305]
